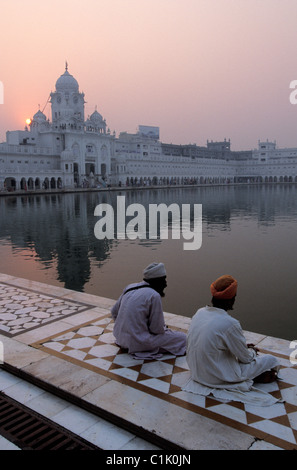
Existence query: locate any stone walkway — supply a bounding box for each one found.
[0,273,296,450]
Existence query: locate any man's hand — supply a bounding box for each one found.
[247,343,259,355]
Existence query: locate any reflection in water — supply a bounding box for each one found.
[0,193,113,291]
[0,184,296,340]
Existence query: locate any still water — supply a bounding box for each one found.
[0,184,296,341]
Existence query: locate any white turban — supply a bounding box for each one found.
[143,262,166,280]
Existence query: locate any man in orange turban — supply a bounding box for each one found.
[210,274,238,300]
[210,274,238,311]
[183,274,280,405]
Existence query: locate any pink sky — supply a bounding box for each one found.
[0,0,297,150]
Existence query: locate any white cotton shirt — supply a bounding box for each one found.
[186,306,278,390]
[111,281,186,358]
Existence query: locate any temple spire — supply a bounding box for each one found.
[65,61,68,72]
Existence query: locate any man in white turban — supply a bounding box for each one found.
[111,262,187,359]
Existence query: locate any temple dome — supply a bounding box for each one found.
[56,67,79,93]
[90,109,103,123]
[33,110,46,122]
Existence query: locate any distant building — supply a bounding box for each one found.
[1,66,297,191]
[1,64,113,191]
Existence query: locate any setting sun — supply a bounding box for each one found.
[25,118,31,125]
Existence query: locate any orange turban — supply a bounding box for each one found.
[210,275,238,300]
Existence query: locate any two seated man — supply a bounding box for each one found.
[111,264,279,392]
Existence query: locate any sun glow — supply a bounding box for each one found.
[25,118,32,126]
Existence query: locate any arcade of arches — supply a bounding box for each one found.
[4,176,63,192]
[3,173,297,192]
[124,175,297,187]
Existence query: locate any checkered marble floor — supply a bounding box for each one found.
[31,314,297,450]
[0,282,90,336]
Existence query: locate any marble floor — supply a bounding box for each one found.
[0,282,91,336]
[0,273,297,450]
[0,368,161,450]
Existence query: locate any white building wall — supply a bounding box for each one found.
[1,69,297,191]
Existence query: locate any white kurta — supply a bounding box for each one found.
[185,306,279,395]
[111,281,186,359]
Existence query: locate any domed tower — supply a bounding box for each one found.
[85,108,107,134]
[30,109,49,132]
[33,109,47,123]
[50,63,85,131]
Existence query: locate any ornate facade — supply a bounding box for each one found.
[1,65,113,191]
[1,66,297,192]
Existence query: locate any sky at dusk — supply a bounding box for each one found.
[1,0,297,150]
